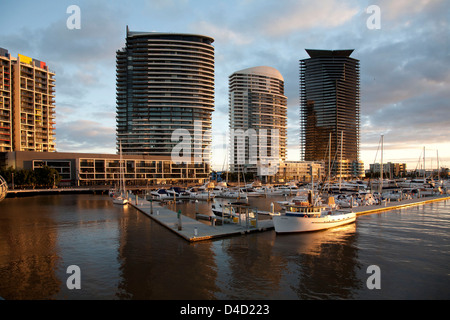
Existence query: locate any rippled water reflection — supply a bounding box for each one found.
[0,194,448,299]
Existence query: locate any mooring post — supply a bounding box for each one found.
[150,199,153,214]
[178,209,182,230]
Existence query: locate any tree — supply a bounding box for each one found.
[34,166,61,187]
[0,166,61,188]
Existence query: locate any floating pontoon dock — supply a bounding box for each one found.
[128,195,274,242]
[126,193,450,242]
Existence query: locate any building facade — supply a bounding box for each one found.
[1,151,210,187]
[116,27,215,164]
[229,66,287,178]
[0,48,12,152]
[369,162,407,178]
[276,161,325,183]
[300,49,362,178]
[0,48,56,153]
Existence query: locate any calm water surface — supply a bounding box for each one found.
[0,194,449,300]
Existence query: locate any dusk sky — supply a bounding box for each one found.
[1,0,449,171]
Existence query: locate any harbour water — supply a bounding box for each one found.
[0,193,449,300]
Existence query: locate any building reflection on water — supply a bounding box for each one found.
[1,194,362,300]
[0,196,61,299]
[116,196,362,299]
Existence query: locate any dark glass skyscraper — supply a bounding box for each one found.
[116,27,214,161]
[300,49,362,178]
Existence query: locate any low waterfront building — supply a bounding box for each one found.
[0,151,210,187]
[369,162,407,178]
[275,160,325,183]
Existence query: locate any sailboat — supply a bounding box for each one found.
[112,141,129,205]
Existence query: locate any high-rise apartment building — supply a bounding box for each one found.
[229,66,287,178]
[0,48,56,152]
[116,27,215,165]
[300,49,363,178]
[0,48,12,152]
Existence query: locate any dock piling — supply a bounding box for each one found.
[177,209,182,230]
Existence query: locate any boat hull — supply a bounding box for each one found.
[113,197,128,205]
[272,212,356,233]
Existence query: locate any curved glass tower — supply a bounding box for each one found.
[229,66,287,177]
[116,28,214,162]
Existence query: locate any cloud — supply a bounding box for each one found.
[193,21,253,46]
[56,119,115,153]
[260,0,360,36]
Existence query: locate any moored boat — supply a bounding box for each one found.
[190,191,215,200]
[150,189,172,200]
[112,196,128,205]
[272,203,356,233]
[211,202,238,218]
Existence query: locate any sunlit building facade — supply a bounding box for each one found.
[300,49,363,178]
[229,66,287,179]
[116,27,215,167]
[0,48,56,152]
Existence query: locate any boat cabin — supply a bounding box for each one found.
[285,204,325,218]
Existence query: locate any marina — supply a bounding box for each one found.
[121,190,450,242]
[1,192,449,300]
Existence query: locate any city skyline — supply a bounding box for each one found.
[1,0,449,171]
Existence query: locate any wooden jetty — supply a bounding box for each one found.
[127,194,274,242]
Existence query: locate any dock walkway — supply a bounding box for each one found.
[352,194,450,215]
[126,193,450,242]
[128,195,274,242]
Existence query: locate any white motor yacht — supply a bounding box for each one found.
[272,201,355,233]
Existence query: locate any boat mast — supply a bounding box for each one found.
[328,132,331,192]
[437,150,440,181]
[379,134,383,195]
[423,146,426,180]
[339,131,343,192]
[310,163,314,205]
[120,140,126,197]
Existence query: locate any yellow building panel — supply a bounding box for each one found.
[18,54,32,64]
